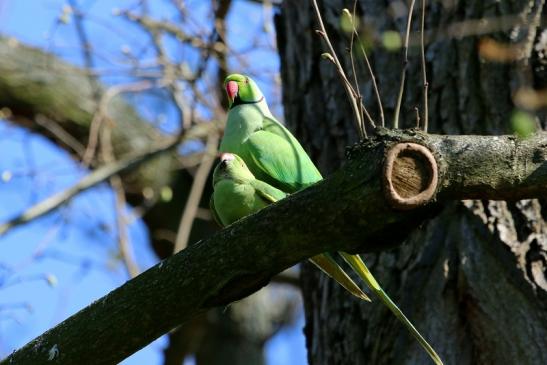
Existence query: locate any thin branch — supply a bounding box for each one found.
[518,0,545,63]
[320,49,370,138]
[69,0,107,173]
[393,0,416,129]
[311,0,371,138]
[414,106,420,128]
[82,81,156,167]
[420,0,429,132]
[101,118,140,278]
[347,8,365,132]
[0,138,182,236]
[195,207,212,221]
[213,0,233,109]
[356,41,384,128]
[120,11,227,55]
[173,132,219,253]
[111,175,140,278]
[136,7,195,132]
[34,115,86,157]
[68,0,102,101]
[347,5,385,127]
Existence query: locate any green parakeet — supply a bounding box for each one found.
[210,152,370,302]
[218,74,443,365]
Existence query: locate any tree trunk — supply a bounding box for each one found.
[276,0,547,364]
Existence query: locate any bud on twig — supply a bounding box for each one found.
[321,53,335,63]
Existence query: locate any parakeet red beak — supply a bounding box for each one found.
[219,152,235,162]
[225,80,238,104]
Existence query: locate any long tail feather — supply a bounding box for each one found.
[340,252,444,365]
[309,254,371,302]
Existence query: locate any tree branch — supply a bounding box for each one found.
[120,11,227,55]
[0,138,182,236]
[174,133,219,253]
[0,37,177,197]
[2,130,545,365]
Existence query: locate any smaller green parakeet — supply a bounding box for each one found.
[210,152,370,302]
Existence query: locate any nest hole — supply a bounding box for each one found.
[383,142,438,210]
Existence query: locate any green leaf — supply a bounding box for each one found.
[382,31,402,51]
[511,110,536,138]
[160,186,173,202]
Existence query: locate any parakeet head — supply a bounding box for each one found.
[213,153,255,185]
[224,74,264,109]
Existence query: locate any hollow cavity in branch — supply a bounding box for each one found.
[383,142,438,210]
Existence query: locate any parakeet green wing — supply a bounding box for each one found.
[242,130,322,193]
[251,178,288,203]
[209,195,223,227]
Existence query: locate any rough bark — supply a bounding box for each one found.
[2,129,546,365]
[276,0,546,364]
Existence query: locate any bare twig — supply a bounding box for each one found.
[101,119,140,278]
[69,0,111,175]
[420,0,429,132]
[120,11,227,55]
[173,132,219,253]
[518,0,545,63]
[311,0,371,138]
[135,7,194,131]
[346,8,366,133]
[82,81,156,167]
[68,0,101,101]
[262,0,274,33]
[34,115,86,157]
[356,44,384,128]
[319,47,370,138]
[393,0,416,129]
[213,0,233,109]
[195,207,212,221]
[347,5,385,127]
[0,138,182,236]
[111,175,140,278]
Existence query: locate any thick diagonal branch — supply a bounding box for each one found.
[2,130,546,365]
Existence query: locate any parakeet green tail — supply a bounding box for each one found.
[340,253,444,365]
[308,253,370,301]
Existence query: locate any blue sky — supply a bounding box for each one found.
[0,1,305,364]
